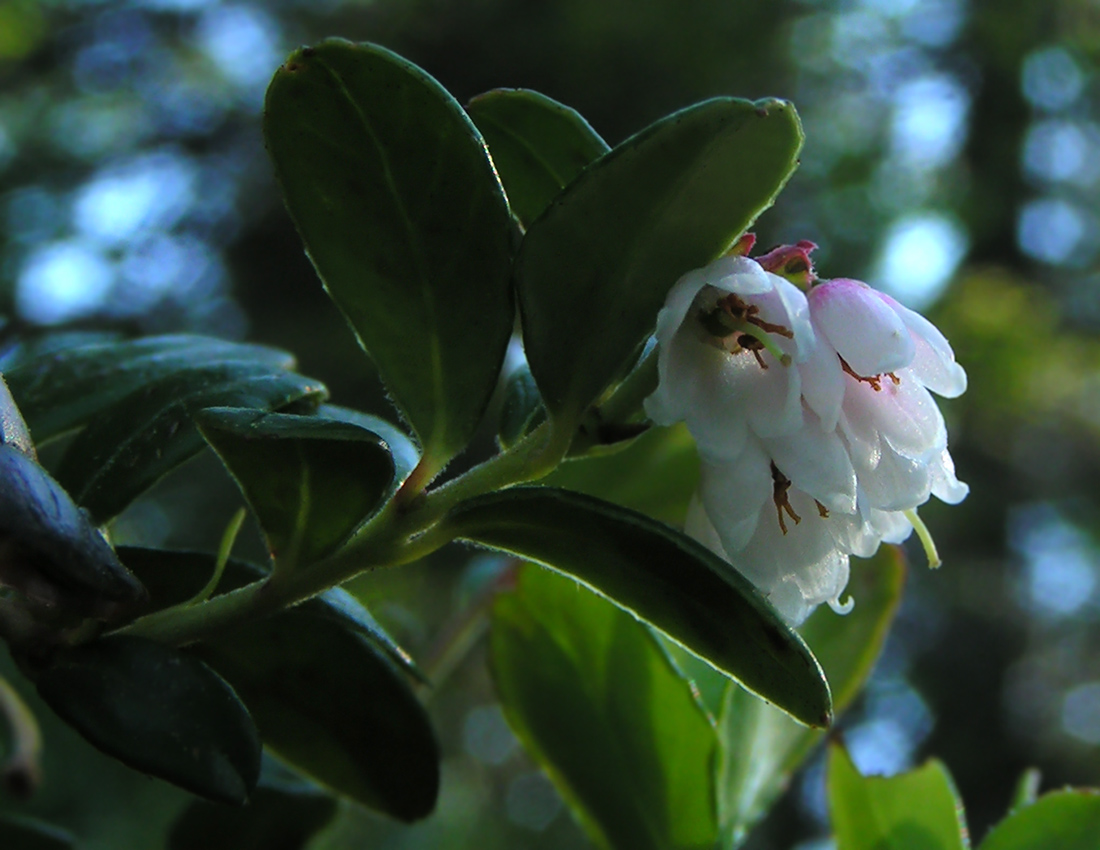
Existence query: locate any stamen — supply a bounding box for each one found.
[771,463,801,535]
[814,499,829,518]
[903,508,942,569]
[839,357,897,391]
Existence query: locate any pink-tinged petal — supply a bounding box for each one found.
[645,325,750,460]
[756,240,818,286]
[884,297,968,398]
[742,352,804,438]
[798,332,845,431]
[707,255,774,296]
[765,415,857,514]
[850,440,933,511]
[732,488,853,626]
[809,279,915,376]
[870,509,914,544]
[770,276,815,361]
[929,447,969,504]
[684,495,729,559]
[843,373,946,461]
[654,267,711,349]
[697,439,773,553]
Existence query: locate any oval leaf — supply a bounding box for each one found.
[497,365,545,450]
[264,40,515,476]
[52,364,326,523]
[980,789,1100,850]
[447,486,830,727]
[544,423,699,525]
[32,635,261,805]
[314,404,419,486]
[492,564,718,850]
[196,408,396,568]
[515,97,803,421]
[197,610,440,821]
[828,743,969,850]
[4,336,294,445]
[467,88,609,228]
[169,772,337,850]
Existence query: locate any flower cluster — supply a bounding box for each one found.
[644,239,967,624]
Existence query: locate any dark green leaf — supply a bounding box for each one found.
[264,40,514,476]
[497,365,545,450]
[447,486,830,728]
[197,610,440,821]
[516,97,803,421]
[979,789,1100,850]
[714,547,906,845]
[314,404,419,486]
[492,564,718,850]
[116,547,421,683]
[4,336,294,445]
[52,364,326,523]
[543,423,699,525]
[828,743,969,850]
[196,407,396,568]
[0,816,75,850]
[33,635,262,805]
[467,88,609,228]
[0,445,145,616]
[169,761,338,850]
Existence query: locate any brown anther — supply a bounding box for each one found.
[736,334,769,369]
[771,463,802,535]
[840,357,892,392]
[815,499,830,518]
[718,294,794,339]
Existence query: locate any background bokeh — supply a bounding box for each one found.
[1,1,1099,848]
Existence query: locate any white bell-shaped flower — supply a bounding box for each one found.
[644,245,969,625]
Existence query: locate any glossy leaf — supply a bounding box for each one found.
[52,363,326,523]
[4,336,293,445]
[33,635,261,805]
[497,365,545,450]
[265,39,514,476]
[828,744,969,850]
[492,564,718,850]
[714,547,906,845]
[197,609,440,821]
[544,423,699,525]
[980,789,1100,850]
[116,547,421,683]
[447,486,830,728]
[196,407,396,568]
[467,88,609,228]
[0,817,75,850]
[313,403,419,486]
[169,761,338,850]
[516,97,803,421]
[0,445,145,615]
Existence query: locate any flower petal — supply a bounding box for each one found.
[765,412,858,514]
[810,279,915,376]
[697,439,773,553]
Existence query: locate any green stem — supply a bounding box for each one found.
[114,417,574,648]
